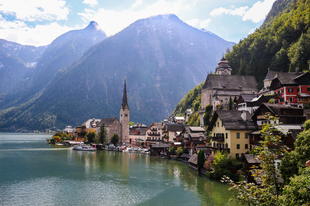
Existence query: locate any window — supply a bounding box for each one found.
[245,133,248,139]
[308,87,310,92]
[275,100,278,104]
[297,88,300,92]
[245,144,248,149]
[217,122,219,127]
[282,89,284,93]
[237,144,240,149]
[125,114,128,117]
[236,153,239,159]
[226,133,228,139]
[288,88,293,93]
[280,98,284,103]
[289,97,293,102]
[236,133,240,139]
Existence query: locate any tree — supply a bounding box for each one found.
[197,150,205,171]
[129,121,135,126]
[85,132,96,143]
[97,123,108,144]
[203,104,213,126]
[222,115,287,205]
[280,119,310,184]
[212,151,241,181]
[279,166,310,205]
[176,147,183,157]
[228,96,233,110]
[110,133,119,145]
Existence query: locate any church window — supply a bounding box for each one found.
[125,114,128,117]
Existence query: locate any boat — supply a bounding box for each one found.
[55,142,64,146]
[72,143,96,151]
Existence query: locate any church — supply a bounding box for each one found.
[120,78,130,144]
[201,57,258,110]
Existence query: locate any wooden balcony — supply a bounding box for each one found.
[148,132,160,136]
[212,136,224,142]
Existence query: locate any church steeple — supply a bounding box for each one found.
[121,78,129,110]
[120,78,129,144]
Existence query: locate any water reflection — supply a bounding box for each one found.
[0,134,238,206]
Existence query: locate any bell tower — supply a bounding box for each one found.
[120,78,130,144]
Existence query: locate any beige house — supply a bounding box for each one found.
[207,110,257,158]
[145,122,165,146]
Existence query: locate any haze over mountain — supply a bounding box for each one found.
[0,39,46,94]
[0,21,107,110]
[0,14,234,131]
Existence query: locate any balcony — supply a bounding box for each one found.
[150,128,157,131]
[212,134,224,142]
[148,132,160,136]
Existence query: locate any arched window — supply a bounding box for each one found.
[236,133,240,139]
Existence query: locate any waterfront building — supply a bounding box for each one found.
[145,122,164,146]
[129,123,148,146]
[82,118,101,133]
[120,79,130,144]
[207,110,257,158]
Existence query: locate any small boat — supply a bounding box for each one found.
[55,142,64,146]
[72,143,96,151]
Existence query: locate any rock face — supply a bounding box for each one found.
[0,15,235,131]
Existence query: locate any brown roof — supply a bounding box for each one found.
[203,74,258,91]
[98,117,119,127]
[244,154,261,164]
[208,110,257,131]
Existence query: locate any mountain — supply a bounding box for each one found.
[0,39,46,94]
[0,21,107,110]
[0,14,234,131]
[225,0,310,89]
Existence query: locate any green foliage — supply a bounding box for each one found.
[197,150,205,171]
[226,0,310,88]
[85,132,96,143]
[193,100,200,112]
[171,81,204,116]
[268,98,274,103]
[304,119,310,131]
[280,123,310,184]
[212,151,241,181]
[97,123,107,144]
[176,147,184,157]
[203,104,213,126]
[222,115,287,205]
[279,167,310,206]
[187,112,200,126]
[129,121,135,126]
[110,133,119,145]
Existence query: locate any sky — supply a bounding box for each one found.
[0,0,276,47]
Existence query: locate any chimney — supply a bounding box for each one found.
[295,67,299,74]
[241,111,246,122]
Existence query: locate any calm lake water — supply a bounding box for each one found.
[0,133,239,206]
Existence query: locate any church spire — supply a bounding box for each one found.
[121,78,129,110]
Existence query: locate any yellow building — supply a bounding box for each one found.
[208,110,257,158]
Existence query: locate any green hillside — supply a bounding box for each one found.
[226,0,310,89]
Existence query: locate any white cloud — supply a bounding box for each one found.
[132,0,143,9]
[242,0,276,23]
[78,0,193,36]
[210,6,248,17]
[0,0,69,21]
[210,7,231,16]
[83,0,98,7]
[200,19,211,28]
[0,15,78,46]
[230,6,248,16]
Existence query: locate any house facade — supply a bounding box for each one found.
[129,123,148,146]
[145,122,164,146]
[270,71,310,107]
[208,110,257,158]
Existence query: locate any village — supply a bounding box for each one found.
[53,57,310,184]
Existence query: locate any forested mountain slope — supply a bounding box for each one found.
[226,0,310,89]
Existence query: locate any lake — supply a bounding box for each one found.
[0,133,239,206]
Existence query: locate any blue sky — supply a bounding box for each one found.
[0,0,276,46]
